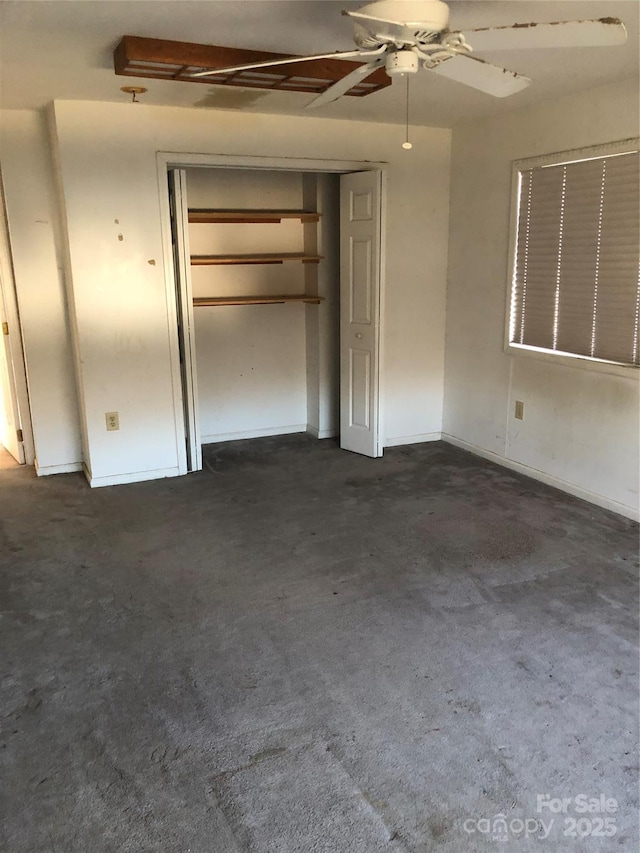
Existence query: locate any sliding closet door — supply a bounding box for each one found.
[339,170,383,458]
[168,169,201,472]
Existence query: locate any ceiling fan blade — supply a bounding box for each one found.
[461,18,627,52]
[306,58,386,109]
[429,55,531,98]
[190,46,386,78]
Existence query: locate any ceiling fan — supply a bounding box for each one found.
[189,0,628,106]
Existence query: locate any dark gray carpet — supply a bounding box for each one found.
[1,437,638,851]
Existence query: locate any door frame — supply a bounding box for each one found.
[156,152,387,475]
[0,172,34,465]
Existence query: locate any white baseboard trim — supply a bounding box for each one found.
[201,424,307,444]
[87,466,181,488]
[35,461,83,476]
[384,432,442,448]
[306,425,338,439]
[442,433,639,522]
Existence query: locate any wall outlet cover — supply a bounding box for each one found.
[105,411,120,431]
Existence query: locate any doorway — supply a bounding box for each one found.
[0,174,32,466]
[158,154,386,475]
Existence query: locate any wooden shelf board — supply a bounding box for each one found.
[189,210,321,224]
[194,295,324,307]
[191,253,322,266]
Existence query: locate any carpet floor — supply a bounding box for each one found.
[1,437,638,851]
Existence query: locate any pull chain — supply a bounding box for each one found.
[402,74,412,150]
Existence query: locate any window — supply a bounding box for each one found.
[508,141,640,368]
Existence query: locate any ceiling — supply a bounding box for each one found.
[0,1,638,127]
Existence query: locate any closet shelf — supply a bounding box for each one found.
[189,210,321,224]
[191,253,322,266]
[194,295,324,307]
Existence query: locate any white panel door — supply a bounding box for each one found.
[168,169,201,472]
[0,192,25,464]
[340,170,383,457]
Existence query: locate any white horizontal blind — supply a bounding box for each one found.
[511,149,640,366]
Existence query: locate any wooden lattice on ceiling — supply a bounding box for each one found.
[114,36,391,97]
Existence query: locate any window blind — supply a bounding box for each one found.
[511,149,640,366]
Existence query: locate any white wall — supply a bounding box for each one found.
[186,168,309,442]
[44,100,450,484]
[444,78,640,519]
[0,110,82,473]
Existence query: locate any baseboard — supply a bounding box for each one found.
[442,433,639,522]
[306,425,338,439]
[35,461,83,476]
[201,424,307,444]
[384,432,442,448]
[87,466,181,488]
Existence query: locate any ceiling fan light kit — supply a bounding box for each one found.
[385,49,419,76]
[114,1,628,111]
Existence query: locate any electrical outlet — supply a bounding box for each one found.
[514,401,525,421]
[105,411,119,431]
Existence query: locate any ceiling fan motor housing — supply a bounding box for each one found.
[353,0,450,46]
[385,49,420,75]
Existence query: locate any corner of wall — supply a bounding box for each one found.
[1,105,83,471]
[442,78,640,518]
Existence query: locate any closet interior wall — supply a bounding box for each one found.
[185,167,340,445]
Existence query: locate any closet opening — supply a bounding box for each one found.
[161,156,385,475]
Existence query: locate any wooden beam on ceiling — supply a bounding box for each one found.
[114,36,391,97]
